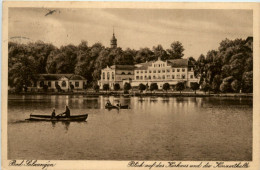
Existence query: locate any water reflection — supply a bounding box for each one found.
[8,95,252,160]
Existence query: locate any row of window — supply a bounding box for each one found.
[102,72,115,80]
[136,68,186,74]
[153,63,166,67]
[40,81,80,87]
[135,75,193,80]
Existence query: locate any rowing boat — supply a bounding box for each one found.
[105,105,130,109]
[26,114,88,121]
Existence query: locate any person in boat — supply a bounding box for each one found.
[106,100,112,106]
[116,101,121,107]
[64,105,70,117]
[51,108,56,118]
[58,105,70,118]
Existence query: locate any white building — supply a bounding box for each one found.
[37,74,87,91]
[131,58,198,89]
[98,65,135,90]
[99,58,199,90]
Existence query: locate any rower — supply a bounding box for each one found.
[64,105,70,117]
[51,108,56,118]
[106,100,112,106]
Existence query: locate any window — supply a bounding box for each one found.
[48,81,51,87]
[121,72,125,75]
[40,81,44,87]
[162,70,165,73]
[167,75,170,79]
[62,81,66,87]
[112,72,114,79]
[153,76,156,79]
[136,76,139,80]
[172,75,175,79]
[137,71,139,73]
[162,75,165,79]
[182,68,185,72]
[153,70,156,73]
[103,72,105,79]
[182,75,185,79]
[158,70,161,73]
[167,69,170,73]
[107,72,110,80]
[145,71,147,73]
[145,76,147,79]
[177,75,180,79]
[75,82,79,87]
[148,76,151,79]
[190,75,193,79]
[172,69,175,72]
[141,71,143,73]
[128,72,131,75]
[140,76,143,80]
[177,69,180,72]
[55,81,59,86]
[149,70,151,73]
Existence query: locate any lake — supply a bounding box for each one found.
[8,95,252,160]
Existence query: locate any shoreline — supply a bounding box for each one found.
[8,91,253,98]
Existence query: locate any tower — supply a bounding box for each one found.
[110,28,117,48]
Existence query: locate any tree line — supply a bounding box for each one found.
[8,41,184,92]
[8,37,252,93]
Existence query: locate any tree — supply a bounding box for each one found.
[190,82,200,94]
[124,83,131,93]
[70,84,74,92]
[135,48,154,63]
[201,82,210,94]
[220,82,230,93]
[103,84,110,93]
[114,83,120,91]
[175,82,185,94]
[138,83,146,93]
[153,45,169,60]
[43,85,48,92]
[162,83,170,92]
[211,75,222,93]
[150,83,158,92]
[242,71,253,93]
[167,41,184,59]
[93,84,100,92]
[55,84,61,92]
[231,79,240,93]
[8,55,38,92]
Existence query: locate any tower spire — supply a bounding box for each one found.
[110,26,117,48]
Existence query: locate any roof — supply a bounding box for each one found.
[167,59,188,67]
[110,65,135,70]
[134,61,153,70]
[38,74,86,81]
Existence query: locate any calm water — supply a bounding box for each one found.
[8,95,252,160]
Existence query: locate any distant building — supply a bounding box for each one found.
[132,58,199,89]
[98,58,199,90]
[37,74,87,91]
[98,65,135,90]
[110,29,117,48]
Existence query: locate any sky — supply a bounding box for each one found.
[8,8,252,59]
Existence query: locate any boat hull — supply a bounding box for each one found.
[26,114,88,122]
[105,105,129,109]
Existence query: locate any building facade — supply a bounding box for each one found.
[131,58,198,89]
[98,65,135,90]
[37,74,87,91]
[99,58,199,90]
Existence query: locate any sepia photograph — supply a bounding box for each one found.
[2,2,260,170]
